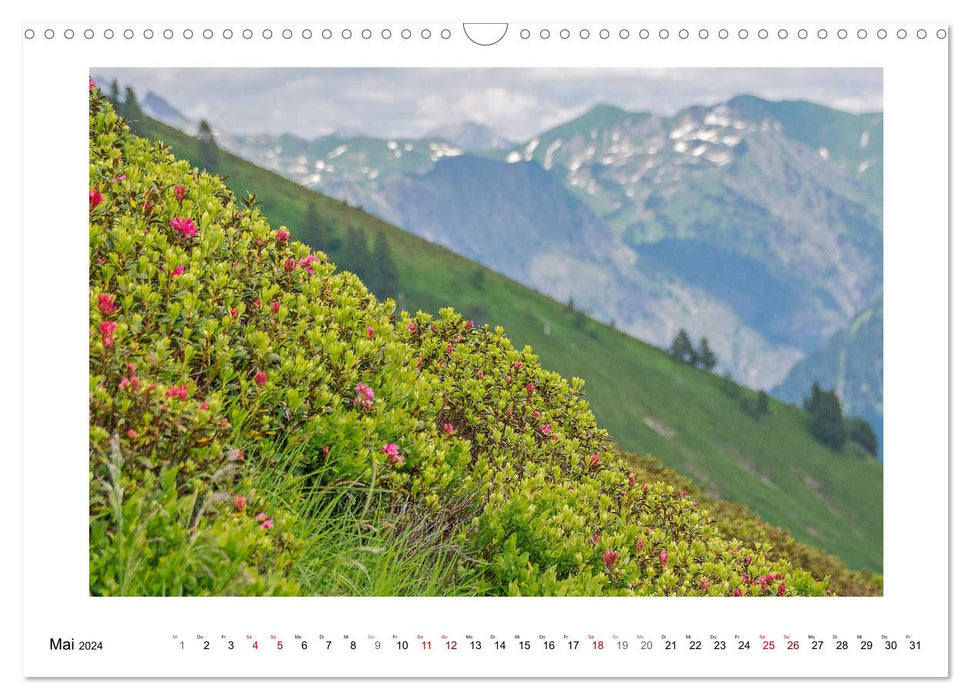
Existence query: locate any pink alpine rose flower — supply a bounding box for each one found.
[171,265,184,277]
[367,326,374,339]
[97,294,116,315]
[98,321,117,347]
[233,495,246,512]
[275,228,290,243]
[659,550,669,568]
[260,518,274,530]
[636,539,645,553]
[540,423,552,436]
[89,76,96,91]
[173,184,186,201]
[591,534,601,545]
[168,217,198,240]
[89,188,103,210]
[283,257,297,273]
[254,371,268,387]
[443,423,454,435]
[602,551,618,569]
[382,443,404,464]
[297,255,319,271]
[271,301,281,314]
[165,385,188,400]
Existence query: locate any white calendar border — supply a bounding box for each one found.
[13,0,957,687]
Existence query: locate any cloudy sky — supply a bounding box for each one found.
[100,67,882,141]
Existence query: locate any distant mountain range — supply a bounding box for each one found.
[132,88,883,431]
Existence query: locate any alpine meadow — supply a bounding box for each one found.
[89,78,882,597]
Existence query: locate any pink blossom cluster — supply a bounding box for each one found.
[256,511,274,530]
[602,550,618,570]
[354,382,375,410]
[168,217,198,240]
[118,363,140,391]
[297,255,318,272]
[165,385,188,401]
[97,293,116,315]
[382,443,404,464]
[89,188,103,210]
[99,321,117,347]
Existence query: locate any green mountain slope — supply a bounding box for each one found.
[123,109,883,573]
[138,90,881,390]
[91,86,839,597]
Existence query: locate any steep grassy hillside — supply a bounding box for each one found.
[123,109,883,573]
[90,85,839,597]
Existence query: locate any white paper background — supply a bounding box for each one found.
[9,0,966,696]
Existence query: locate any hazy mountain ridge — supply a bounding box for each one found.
[136,90,882,389]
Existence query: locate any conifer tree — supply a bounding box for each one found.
[109,79,120,106]
[342,226,371,280]
[847,417,878,456]
[470,268,486,291]
[322,217,341,254]
[803,381,823,414]
[120,86,142,123]
[697,337,717,370]
[197,119,219,174]
[806,386,846,450]
[303,201,325,251]
[669,329,695,365]
[370,230,400,301]
[755,390,770,416]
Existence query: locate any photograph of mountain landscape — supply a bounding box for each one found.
[89,67,883,596]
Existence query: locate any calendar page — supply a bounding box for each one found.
[16,0,955,688]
